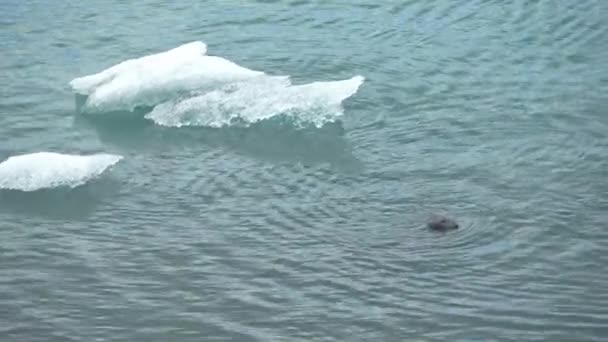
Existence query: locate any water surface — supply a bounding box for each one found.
[1,1,607,341]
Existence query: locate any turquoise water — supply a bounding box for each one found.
[1,1,607,341]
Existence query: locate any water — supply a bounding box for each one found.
[1,0,607,341]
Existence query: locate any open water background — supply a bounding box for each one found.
[1,1,607,341]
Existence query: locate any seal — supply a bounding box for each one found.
[427,215,459,231]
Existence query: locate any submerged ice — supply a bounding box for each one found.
[0,152,123,192]
[69,41,364,127]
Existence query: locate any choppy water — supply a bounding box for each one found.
[1,1,608,341]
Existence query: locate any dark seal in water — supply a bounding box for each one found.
[427,215,459,231]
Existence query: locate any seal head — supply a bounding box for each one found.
[427,215,459,231]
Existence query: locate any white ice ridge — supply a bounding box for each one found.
[145,75,365,128]
[69,41,208,95]
[0,152,123,192]
[69,41,266,112]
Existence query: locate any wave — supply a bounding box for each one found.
[69,41,364,128]
[0,152,123,191]
[145,75,365,128]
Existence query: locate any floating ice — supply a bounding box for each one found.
[0,152,123,191]
[70,41,265,113]
[145,75,365,128]
[69,41,208,95]
[69,41,365,127]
